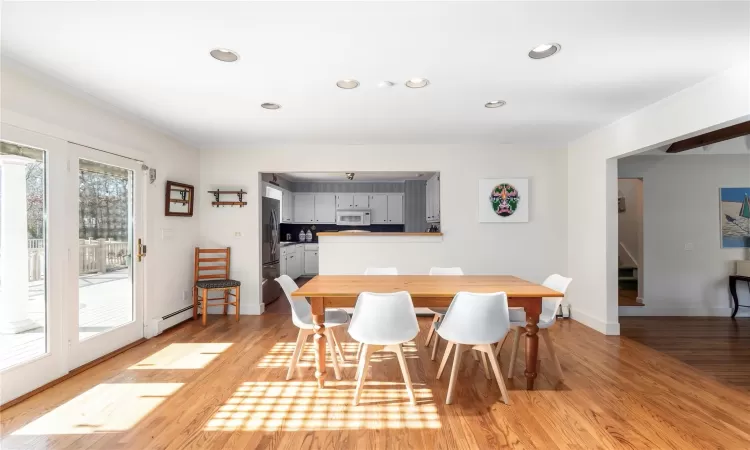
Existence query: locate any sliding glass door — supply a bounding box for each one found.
[67,144,144,369]
[0,125,145,405]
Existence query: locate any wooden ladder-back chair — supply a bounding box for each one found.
[193,247,241,325]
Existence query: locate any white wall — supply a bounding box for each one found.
[619,155,750,316]
[199,145,568,314]
[1,60,201,323]
[567,63,750,334]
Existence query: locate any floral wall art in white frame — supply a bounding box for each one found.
[477,178,529,223]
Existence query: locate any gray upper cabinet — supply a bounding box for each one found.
[293,193,315,223]
[336,193,354,209]
[314,194,336,223]
[387,194,404,224]
[369,194,388,223]
[426,174,440,223]
[353,194,369,209]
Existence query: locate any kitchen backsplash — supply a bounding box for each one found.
[280,223,405,242]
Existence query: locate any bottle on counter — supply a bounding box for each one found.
[305,229,313,242]
[298,230,306,242]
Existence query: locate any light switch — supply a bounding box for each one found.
[684,243,694,251]
[234,232,243,238]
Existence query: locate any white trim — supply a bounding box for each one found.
[571,308,620,335]
[148,309,193,337]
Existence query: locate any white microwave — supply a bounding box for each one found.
[336,210,371,226]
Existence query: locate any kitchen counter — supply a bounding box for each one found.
[317,232,443,236]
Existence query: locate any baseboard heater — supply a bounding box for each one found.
[150,305,194,336]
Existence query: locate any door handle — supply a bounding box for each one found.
[137,238,147,262]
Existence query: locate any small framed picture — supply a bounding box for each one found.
[477,178,529,223]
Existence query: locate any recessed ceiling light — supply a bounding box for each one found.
[405,78,430,88]
[485,100,506,108]
[336,79,360,89]
[210,48,239,62]
[261,103,281,110]
[528,43,561,59]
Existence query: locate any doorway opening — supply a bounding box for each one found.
[617,178,644,307]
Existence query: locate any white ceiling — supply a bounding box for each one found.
[280,172,434,182]
[2,2,748,147]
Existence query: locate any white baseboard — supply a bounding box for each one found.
[619,305,746,317]
[148,309,193,337]
[571,309,620,335]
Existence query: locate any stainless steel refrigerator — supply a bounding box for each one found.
[261,197,282,305]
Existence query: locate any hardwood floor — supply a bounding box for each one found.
[2,315,750,449]
[618,289,642,307]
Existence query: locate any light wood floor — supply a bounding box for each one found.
[2,315,750,449]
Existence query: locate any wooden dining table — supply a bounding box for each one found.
[293,275,564,390]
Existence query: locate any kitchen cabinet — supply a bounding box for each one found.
[353,194,369,209]
[280,251,288,276]
[282,244,303,279]
[314,194,336,223]
[369,194,388,224]
[386,194,404,224]
[426,174,440,222]
[336,194,354,209]
[293,194,315,223]
[304,248,319,275]
[281,189,293,223]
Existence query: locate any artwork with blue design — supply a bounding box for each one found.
[720,187,750,248]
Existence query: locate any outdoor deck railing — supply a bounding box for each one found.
[21,238,129,282]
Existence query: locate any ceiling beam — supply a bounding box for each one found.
[666,121,750,153]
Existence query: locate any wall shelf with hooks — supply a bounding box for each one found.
[208,189,248,207]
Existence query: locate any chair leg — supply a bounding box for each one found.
[325,328,342,381]
[480,350,491,380]
[436,340,455,379]
[508,328,521,379]
[393,344,416,405]
[446,343,463,405]
[223,290,228,315]
[431,334,441,361]
[287,329,309,380]
[425,314,439,347]
[482,344,510,405]
[356,342,364,363]
[472,350,480,362]
[495,333,509,358]
[541,328,563,380]
[331,329,346,364]
[234,286,241,322]
[353,344,375,406]
[192,286,198,321]
[202,288,208,326]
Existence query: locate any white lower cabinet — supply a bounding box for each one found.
[304,244,319,275]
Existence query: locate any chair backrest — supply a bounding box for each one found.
[275,275,313,328]
[429,267,464,275]
[194,247,231,283]
[437,292,510,345]
[348,291,419,344]
[541,274,573,325]
[364,267,398,275]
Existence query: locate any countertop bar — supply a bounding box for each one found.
[316,232,443,236]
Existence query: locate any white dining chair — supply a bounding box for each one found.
[425,268,464,358]
[355,267,399,362]
[364,267,398,275]
[276,275,348,381]
[497,274,572,381]
[348,291,419,406]
[435,291,511,405]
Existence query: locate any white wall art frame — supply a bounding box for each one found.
[477,178,529,223]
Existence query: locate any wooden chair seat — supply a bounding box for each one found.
[196,279,241,289]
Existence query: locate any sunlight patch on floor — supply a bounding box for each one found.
[11,383,183,435]
[128,343,232,370]
[257,341,418,369]
[204,381,441,431]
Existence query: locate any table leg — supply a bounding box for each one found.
[524,298,542,390]
[729,277,739,319]
[311,297,327,388]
